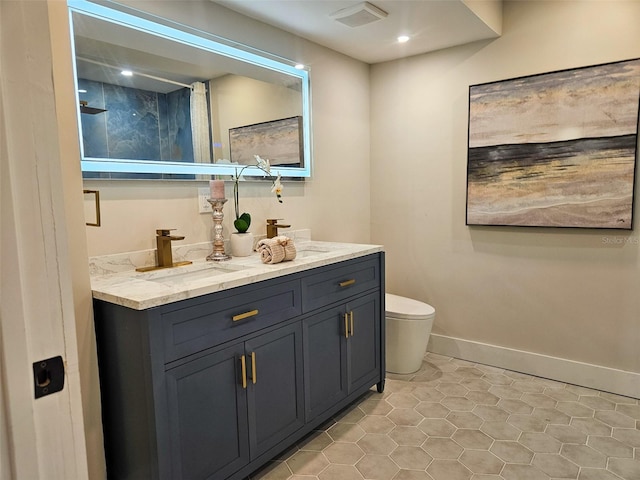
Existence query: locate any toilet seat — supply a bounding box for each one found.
[385,293,435,320]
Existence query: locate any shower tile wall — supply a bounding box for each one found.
[78,78,193,163]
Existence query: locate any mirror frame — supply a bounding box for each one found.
[68,0,312,178]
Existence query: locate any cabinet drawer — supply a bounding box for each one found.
[301,256,380,313]
[161,278,301,363]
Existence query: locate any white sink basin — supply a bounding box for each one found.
[296,246,333,258]
[137,263,247,286]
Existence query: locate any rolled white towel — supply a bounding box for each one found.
[255,236,296,264]
[276,235,297,261]
[256,238,286,264]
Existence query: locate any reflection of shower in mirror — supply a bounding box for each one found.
[79,100,106,115]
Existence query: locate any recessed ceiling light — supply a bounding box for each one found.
[121,70,133,77]
[397,35,410,43]
[295,64,305,70]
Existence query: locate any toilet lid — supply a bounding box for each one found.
[385,293,435,320]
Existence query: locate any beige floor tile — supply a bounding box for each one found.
[390,445,433,470]
[532,453,579,478]
[426,459,473,480]
[507,414,547,432]
[317,464,363,480]
[607,457,640,479]
[298,431,333,452]
[480,420,522,441]
[465,391,500,406]
[250,461,292,480]
[560,444,606,468]
[595,410,637,428]
[530,407,571,425]
[422,437,464,459]
[327,422,366,443]
[246,353,640,480]
[518,432,562,453]
[286,451,329,476]
[417,418,456,437]
[357,433,397,455]
[360,415,396,434]
[355,454,400,480]
[545,425,588,445]
[446,411,484,429]
[587,435,634,458]
[387,408,424,426]
[613,427,640,447]
[578,395,616,411]
[451,429,493,450]
[500,463,549,480]
[578,468,627,480]
[388,426,427,446]
[459,450,504,475]
[490,440,534,463]
[387,393,420,409]
[323,442,364,465]
[392,469,434,480]
[414,402,449,418]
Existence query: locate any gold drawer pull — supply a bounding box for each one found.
[339,279,356,287]
[240,355,247,389]
[233,309,259,322]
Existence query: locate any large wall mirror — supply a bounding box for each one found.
[68,0,311,179]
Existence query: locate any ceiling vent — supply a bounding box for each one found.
[330,2,388,28]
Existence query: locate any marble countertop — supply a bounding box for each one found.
[90,240,383,310]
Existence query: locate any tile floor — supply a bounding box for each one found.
[248,352,640,480]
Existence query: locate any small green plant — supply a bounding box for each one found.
[233,155,283,233]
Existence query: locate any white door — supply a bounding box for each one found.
[1,1,100,478]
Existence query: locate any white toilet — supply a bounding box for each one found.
[385,293,436,374]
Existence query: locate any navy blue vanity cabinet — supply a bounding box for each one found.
[302,257,384,422]
[93,252,385,480]
[164,342,250,480]
[165,321,304,480]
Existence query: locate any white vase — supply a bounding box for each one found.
[230,232,254,257]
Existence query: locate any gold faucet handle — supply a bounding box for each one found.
[266,219,283,225]
[156,229,176,236]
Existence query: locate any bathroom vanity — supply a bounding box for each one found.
[90,240,385,480]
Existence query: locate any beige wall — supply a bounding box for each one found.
[210,75,301,162]
[371,0,640,374]
[83,0,371,256]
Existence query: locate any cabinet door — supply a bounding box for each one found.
[165,343,249,480]
[346,293,381,393]
[302,305,348,422]
[245,322,304,458]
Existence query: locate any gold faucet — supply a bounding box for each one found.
[136,229,192,272]
[266,219,291,239]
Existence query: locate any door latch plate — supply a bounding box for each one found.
[33,356,65,399]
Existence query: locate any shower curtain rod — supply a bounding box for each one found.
[76,57,194,90]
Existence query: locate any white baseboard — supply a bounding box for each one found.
[428,334,640,399]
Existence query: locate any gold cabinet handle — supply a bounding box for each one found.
[240,355,247,389]
[339,279,356,287]
[251,352,257,384]
[344,313,349,338]
[350,311,354,336]
[233,309,259,322]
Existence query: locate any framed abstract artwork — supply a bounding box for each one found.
[466,59,640,229]
[229,116,303,167]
